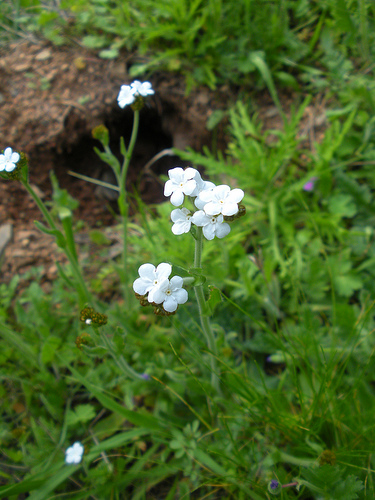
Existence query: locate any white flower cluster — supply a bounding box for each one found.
[65,441,84,464]
[164,167,244,240]
[0,147,20,173]
[133,263,188,313]
[117,81,154,108]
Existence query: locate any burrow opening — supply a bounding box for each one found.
[52,103,197,214]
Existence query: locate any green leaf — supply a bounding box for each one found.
[41,336,61,364]
[66,363,165,432]
[67,404,96,425]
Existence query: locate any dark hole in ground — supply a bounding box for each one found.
[55,104,192,214]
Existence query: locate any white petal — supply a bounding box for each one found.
[170,190,184,206]
[204,201,222,216]
[168,167,184,182]
[182,179,197,195]
[164,179,175,197]
[221,203,239,216]
[138,263,156,280]
[173,288,188,304]
[5,163,16,172]
[149,286,166,304]
[191,211,209,226]
[171,208,189,222]
[215,222,231,238]
[156,263,172,279]
[227,188,244,204]
[213,184,231,199]
[203,225,215,240]
[11,152,20,163]
[4,147,13,159]
[184,167,199,180]
[170,276,183,289]
[133,277,150,295]
[172,220,190,235]
[162,296,178,312]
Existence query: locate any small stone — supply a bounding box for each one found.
[0,223,13,261]
[13,63,31,72]
[35,49,52,61]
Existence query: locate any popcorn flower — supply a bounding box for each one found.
[150,276,188,312]
[117,81,154,108]
[65,442,84,464]
[0,147,20,173]
[133,263,188,313]
[171,208,193,235]
[164,167,201,206]
[133,263,172,301]
[196,184,244,216]
[191,211,231,240]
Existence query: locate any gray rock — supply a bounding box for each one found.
[0,223,13,263]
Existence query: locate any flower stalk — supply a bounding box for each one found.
[193,227,220,392]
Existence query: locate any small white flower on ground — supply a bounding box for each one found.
[65,442,84,464]
[164,167,200,206]
[196,184,244,216]
[171,208,193,235]
[151,276,188,312]
[191,211,231,240]
[117,84,136,108]
[133,263,172,297]
[0,147,20,173]
[131,80,154,97]
[85,319,92,325]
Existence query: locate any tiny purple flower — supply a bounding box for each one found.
[270,480,279,490]
[303,177,318,192]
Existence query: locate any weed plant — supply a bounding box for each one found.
[1,72,375,500]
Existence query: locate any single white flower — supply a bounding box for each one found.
[196,185,244,216]
[164,167,200,206]
[191,211,231,240]
[0,147,20,173]
[133,263,172,298]
[117,84,136,108]
[131,80,154,97]
[151,276,188,312]
[171,208,193,235]
[85,319,92,325]
[65,442,84,464]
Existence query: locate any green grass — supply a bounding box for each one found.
[1,0,375,498]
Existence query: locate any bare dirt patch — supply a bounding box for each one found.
[0,40,327,286]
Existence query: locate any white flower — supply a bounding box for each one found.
[117,84,136,108]
[196,184,244,216]
[85,319,92,325]
[0,147,20,173]
[191,211,231,240]
[151,276,188,312]
[133,263,172,300]
[171,208,193,235]
[65,442,84,464]
[164,167,200,206]
[131,80,154,97]
[117,81,154,108]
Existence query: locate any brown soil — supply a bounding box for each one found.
[0,39,328,287]
[0,39,230,284]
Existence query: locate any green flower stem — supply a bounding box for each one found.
[193,227,220,391]
[118,110,140,295]
[100,330,145,381]
[22,180,91,306]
